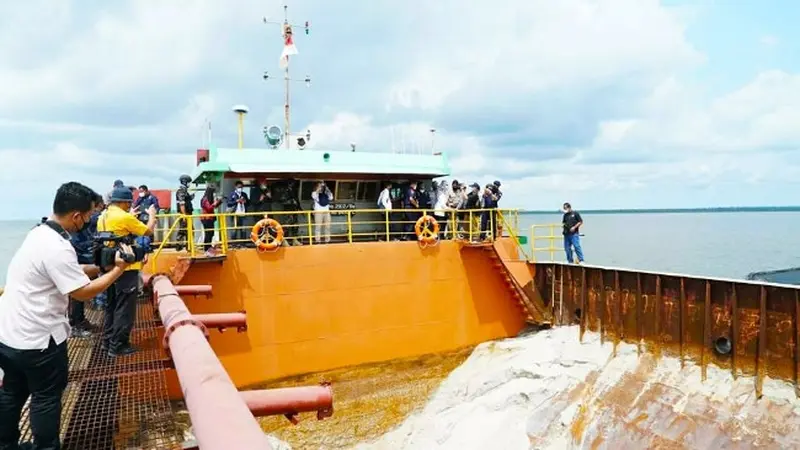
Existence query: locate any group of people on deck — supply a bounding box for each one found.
[376,179,503,241]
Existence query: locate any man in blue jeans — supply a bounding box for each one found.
[562,202,584,264]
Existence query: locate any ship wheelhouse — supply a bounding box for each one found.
[190,146,451,241]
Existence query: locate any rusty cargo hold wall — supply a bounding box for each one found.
[533,262,800,398]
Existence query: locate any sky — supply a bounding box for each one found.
[2,0,800,219]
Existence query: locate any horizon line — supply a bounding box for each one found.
[521,205,800,214]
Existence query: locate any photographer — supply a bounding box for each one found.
[311,181,333,243]
[97,187,157,357]
[0,182,133,450]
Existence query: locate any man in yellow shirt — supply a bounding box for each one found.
[97,187,157,356]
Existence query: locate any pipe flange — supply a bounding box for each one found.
[162,318,210,355]
[147,272,172,289]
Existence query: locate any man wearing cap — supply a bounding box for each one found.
[96,187,158,356]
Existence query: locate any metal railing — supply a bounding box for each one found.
[148,208,520,269]
[530,223,563,262]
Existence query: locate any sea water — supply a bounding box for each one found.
[3,211,800,285]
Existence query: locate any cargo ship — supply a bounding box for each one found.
[5,5,800,449]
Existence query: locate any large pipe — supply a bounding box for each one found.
[194,312,247,331]
[151,275,272,450]
[240,385,334,422]
[175,285,214,296]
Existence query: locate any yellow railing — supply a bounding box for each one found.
[147,208,520,269]
[530,223,562,262]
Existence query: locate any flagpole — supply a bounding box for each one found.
[264,4,310,150]
[283,4,290,149]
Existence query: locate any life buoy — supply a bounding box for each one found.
[415,215,440,245]
[251,218,284,251]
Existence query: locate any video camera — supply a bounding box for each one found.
[92,232,147,270]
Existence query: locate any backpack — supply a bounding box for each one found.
[318,191,330,207]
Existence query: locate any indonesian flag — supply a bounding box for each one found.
[279,24,298,69]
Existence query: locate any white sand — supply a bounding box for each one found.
[355,326,800,449]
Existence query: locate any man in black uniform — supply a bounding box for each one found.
[562,202,584,264]
[175,174,194,250]
[250,179,273,214]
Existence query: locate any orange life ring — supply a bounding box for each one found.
[251,218,284,251]
[415,215,440,244]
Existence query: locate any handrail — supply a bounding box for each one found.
[498,211,530,260]
[149,217,185,272]
[145,208,519,269]
[529,223,562,262]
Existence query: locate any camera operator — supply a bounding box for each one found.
[97,187,157,357]
[0,182,133,450]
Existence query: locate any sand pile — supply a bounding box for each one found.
[357,326,800,449]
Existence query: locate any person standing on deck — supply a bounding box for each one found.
[402,181,419,240]
[97,187,158,357]
[200,185,223,255]
[311,181,333,243]
[377,181,395,240]
[562,202,584,264]
[226,180,250,247]
[0,182,133,450]
[464,183,481,240]
[67,193,105,338]
[433,181,449,239]
[175,175,195,251]
[479,184,499,241]
[251,179,273,215]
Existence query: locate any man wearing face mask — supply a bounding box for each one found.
[250,179,273,214]
[97,187,158,357]
[226,180,250,246]
[0,182,133,450]
[67,193,105,338]
[133,185,161,223]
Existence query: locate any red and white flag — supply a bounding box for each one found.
[279,24,298,69]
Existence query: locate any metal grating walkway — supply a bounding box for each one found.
[18,297,183,450]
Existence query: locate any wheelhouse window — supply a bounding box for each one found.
[356,181,379,201]
[335,181,357,201]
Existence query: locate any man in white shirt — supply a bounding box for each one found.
[311,181,333,243]
[0,182,131,450]
[376,181,395,241]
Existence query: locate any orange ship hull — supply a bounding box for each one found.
[149,239,528,394]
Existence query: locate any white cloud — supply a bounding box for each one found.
[2,0,800,218]
[760,35,780,47]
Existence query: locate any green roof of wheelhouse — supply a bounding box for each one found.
[191,146,451,181]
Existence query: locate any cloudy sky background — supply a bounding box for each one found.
[2,0,799,219]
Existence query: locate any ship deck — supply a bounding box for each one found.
[17,298,183,450]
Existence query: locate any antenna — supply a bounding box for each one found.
[430,128,436,154]
[263,3,311,149]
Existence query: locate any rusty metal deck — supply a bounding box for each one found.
[535,262,800,398]
[18,297,182,450]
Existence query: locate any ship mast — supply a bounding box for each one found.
[263,3,311,149]
[282,4,290,148]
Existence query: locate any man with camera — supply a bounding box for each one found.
[0,182,134,450]
[311,181,333,243]
[96,187,157,357]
